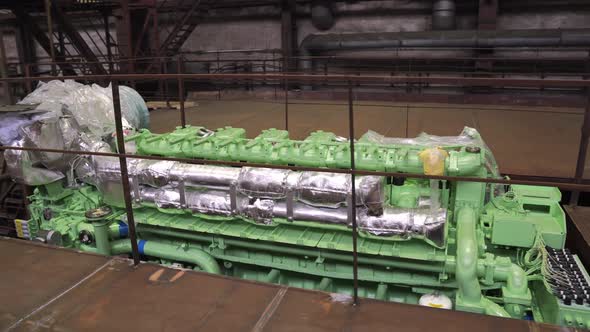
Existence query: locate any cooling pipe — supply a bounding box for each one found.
[432,0,455,30]
[299,28,590,73]
[110,239,221,274]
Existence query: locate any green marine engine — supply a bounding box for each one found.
[18,125,590,328]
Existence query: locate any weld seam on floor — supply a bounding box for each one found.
[4,258,115,332]
[251,286,288,332]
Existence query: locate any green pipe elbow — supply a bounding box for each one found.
[481,297,511,318]
[79,243,98,254]
[109,239,221,274]
[77,222,126,240]
[455,206,482,305]
[506,264,528,296]
[142,241,221,274]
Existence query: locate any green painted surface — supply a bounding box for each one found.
[21,125,590,328]
[126,126,485,175]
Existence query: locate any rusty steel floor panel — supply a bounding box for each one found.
[0,237,571,332]
[565,205,590,270]
[0,238,109,329]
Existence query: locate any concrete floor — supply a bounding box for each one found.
[148,99,585,179]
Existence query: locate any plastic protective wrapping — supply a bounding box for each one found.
[362,126,500,178]
[120,86,150,129]
[17,80,149,137]
[3,81,148,185]
[19,80,84,116]
[0,113,41,145]
[64,83,149,137]
[18,80,83,106]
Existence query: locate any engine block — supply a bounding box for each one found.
[20,125,590,328]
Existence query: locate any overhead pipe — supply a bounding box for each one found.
[299,28,590,73]
[432,0,455,30]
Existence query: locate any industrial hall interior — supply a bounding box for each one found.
[3,0,590,331]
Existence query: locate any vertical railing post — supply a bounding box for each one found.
[24,64,32,93]
[570,90,590,206]
[44,0,57,77]
[348,81,359,306]
[164,58,170,108]
[112,80,141,265]
[103,11,114,74]
[284,77,289,131]
[177,55,186,128]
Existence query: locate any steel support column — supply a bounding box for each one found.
[475,0,498,73]
[51,4,107,75]
[0,29,11,104]
[281,0,296,73]
[570,92,590,206]
[15,14,37,76]
[103,11,114,73]
[44,0,57,76]
[10,5,76,76]
[118,0,135,75]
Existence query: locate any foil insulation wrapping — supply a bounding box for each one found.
[128,160,241,188]
[237,167,293,199]
[357,206,447,246]
[91,160,385,211]
[139,187,238,216]
[21,117,69,171]
[5,114,110,186]
[89,158,445,245]
[134,186,446,245]
[4,139,65,185]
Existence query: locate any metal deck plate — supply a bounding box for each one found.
[0,238,109,329]
[564,205,590,269]
[0,237,571,331]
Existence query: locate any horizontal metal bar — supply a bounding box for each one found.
[2,145,590,191]
[3,73,590,88]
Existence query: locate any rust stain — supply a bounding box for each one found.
[312,297,333,315]
[78,296,111,328]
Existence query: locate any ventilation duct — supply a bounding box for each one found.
[299,28,590,73]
